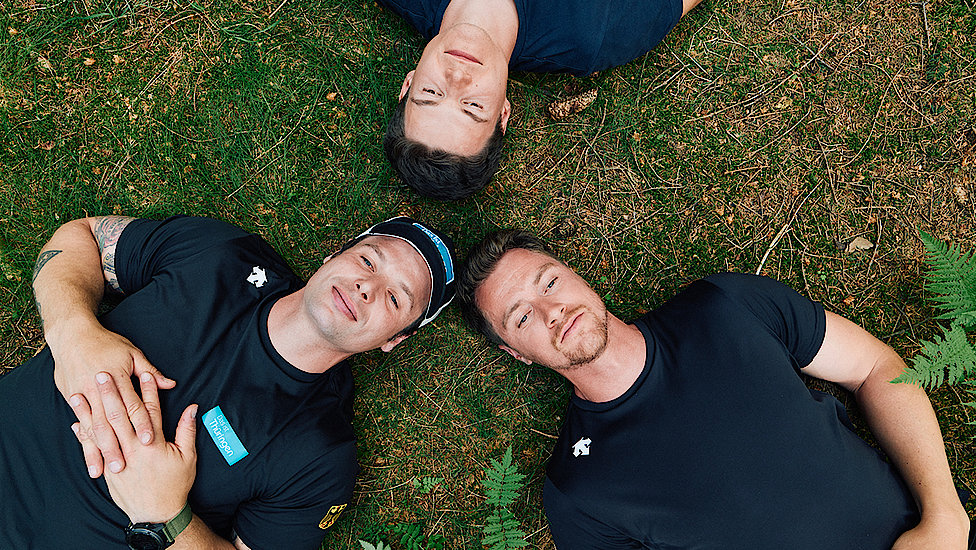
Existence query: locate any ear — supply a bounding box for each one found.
[499,344,532,365]
[381,332,412,353]
[399,71,415,101]
[499,98,512,133]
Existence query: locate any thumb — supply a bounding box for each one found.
[175,404,198,458]
[132,355,176,389]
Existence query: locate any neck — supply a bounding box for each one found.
[559,314,647,403]
[441,0,519,60]
[267,290,351,374]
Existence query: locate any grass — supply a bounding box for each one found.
[1,0,975,547]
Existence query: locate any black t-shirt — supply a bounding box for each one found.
[544,274,919,549]
[0,217,357,550]
[378,0,683,76]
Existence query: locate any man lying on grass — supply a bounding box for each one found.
[379,0,705,200]
[457,229,974,550]
[0,214,455,550]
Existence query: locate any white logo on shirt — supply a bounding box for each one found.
[572,437,591,457]
[247,266,268,288]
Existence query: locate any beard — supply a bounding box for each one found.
[550,307,609,370]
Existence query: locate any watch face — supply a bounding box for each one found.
[126,527,165,550]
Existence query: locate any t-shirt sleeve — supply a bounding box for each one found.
[544,478,642,550]
[703,273,826,369]
[233,443,358,550]
[114,216,253,295]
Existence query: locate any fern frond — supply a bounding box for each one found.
[483,446,527,508]
[894,322,976,389]
[481,509,529,550]
[358,540,390,550]
[919,231,976,327]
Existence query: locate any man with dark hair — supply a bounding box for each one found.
[0,214,456,550]
[458,229,974,549]
[380,0,705,200]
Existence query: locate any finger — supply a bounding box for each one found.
[137,372,164,441]
[115,372,154,446]
[132,354,176,390]
[94,371,136,473]
[174,404,198,459]
[68,397,104,478]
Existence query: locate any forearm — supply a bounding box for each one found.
[170,515,240,550]
[855,352,968,526]
[32,218,106,348]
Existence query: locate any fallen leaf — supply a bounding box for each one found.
[92,166,102,175]
[953,184,968,206]
[38,141,54,150]
[37,56,52,71]
[8,27,18,35]
[548,89,598,120]
[112,54,123,64]
[846,236,874,252]
[83,58,95,66]
[843,296,856,306]
[326,92,337,101]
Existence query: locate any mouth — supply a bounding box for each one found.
[560,311,584,344]
[332,286,357,322]
[446,49,482,65]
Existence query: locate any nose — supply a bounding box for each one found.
[355,279,376,303]
[545,302,566,330]
[444,65,472,86]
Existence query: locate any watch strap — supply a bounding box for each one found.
[161,502,192,543]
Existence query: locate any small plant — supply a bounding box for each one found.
[480,446,529,550]
[359,541,390,550]
[388,522,445,550]
[894,231,976,422]
[411,476,443,495]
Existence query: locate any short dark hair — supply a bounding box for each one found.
[457,230,556,345]
[335,234,423,341]
[384,91,505,201]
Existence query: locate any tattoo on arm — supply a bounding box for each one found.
[32,250,62,284]
[92,216,134,293]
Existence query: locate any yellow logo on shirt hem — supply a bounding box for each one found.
[318,503,347,530]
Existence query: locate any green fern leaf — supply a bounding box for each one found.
[483,446,526,508]
[358,540,390,550]
[919,231,976,327]
[481,509,529,550]
[894,322,976,389]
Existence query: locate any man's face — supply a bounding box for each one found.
[475,249,609,370]
[305,236,433,354]
[400,23,512,157]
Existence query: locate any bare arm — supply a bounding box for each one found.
[803,311,970,549]
[33,216,175,477]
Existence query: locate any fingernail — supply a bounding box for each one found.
[70,395,81,407]
[96,372,109,384]
[141,372,152,382]
[88,466,98,478]
[71,424,79,435]
[141,432,151,444]
[109,461,122,473]
[191,405,198,420]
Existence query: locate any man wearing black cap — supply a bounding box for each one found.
[0,214,456,550]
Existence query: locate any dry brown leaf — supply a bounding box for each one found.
[112,54,123,64]
[846,236,874,252]
[37,56,52,71]
[326,92,337,101]
[548,88,598,120]
[8,27,18,35]
[953,183,969,206]
[83,58,95,66]
[38,141,54,151]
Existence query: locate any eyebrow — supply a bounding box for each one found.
[500,262,556,328]
[363,242,416,310]
[410,97,489,124]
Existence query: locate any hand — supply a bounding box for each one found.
[54,319,175,477]
[891,512,970,550]
[71,371,197,523]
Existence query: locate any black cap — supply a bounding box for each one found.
[358,216,456,327]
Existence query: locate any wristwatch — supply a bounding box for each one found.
[124,502,192,550]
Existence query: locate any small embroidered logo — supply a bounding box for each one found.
[318,503,348,530]
[572,437,591,457]
[247,266,268,288]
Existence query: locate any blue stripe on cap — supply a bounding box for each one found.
[413,222,454,283]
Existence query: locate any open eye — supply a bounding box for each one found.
[361,256,373,270]
[466,100,483,109]
[517,312,528,328]
[546,277,557,291]
[390,292,399,309]
[423,87,438,96]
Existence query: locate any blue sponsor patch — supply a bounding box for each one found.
[202,406,249,466]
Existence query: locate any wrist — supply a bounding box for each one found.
[45,313,102,350]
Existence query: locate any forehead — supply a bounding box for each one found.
[404,101,493,157]
[475,249,559,315]
[351,235,433,302]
